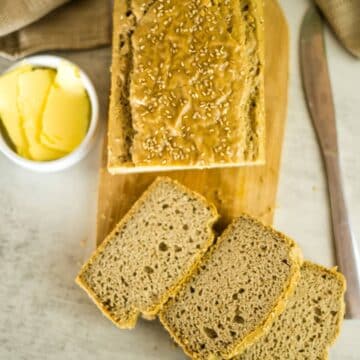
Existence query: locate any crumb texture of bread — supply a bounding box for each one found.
[235,261,346,360]
[159,215,302,359]
[76,177,218,328]
[108,0,265,173]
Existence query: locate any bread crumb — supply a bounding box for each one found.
[76,177,218,329]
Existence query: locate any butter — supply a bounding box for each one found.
[41,64,90,153]
[0,66,32,158]
[0,62,90,161]
[18,68,66,161]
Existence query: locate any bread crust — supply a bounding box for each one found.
[107,0,134,169]
[107,0,265,173]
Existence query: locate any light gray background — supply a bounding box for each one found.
[0,0,359,358]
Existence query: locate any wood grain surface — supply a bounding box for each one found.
[96,0,289,245]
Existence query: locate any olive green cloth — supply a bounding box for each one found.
[315,0,360,58]
[0,0,111,60]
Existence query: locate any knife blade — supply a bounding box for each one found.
[300,6,360,318]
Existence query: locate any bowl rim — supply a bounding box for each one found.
[0,54,99,173]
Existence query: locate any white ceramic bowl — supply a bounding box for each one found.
[0,55,99,172]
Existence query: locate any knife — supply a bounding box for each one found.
[300,6,360,319]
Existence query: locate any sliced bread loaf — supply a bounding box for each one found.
[76,177,218,329]
[235,261,346,360]
[159,215,302,359]
[108,0,265,173]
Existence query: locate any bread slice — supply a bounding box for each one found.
[236,262,346,360]
[107,0,265,174]
[159,215,302,359]
[76,177,218,329]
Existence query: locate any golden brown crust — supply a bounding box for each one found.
[107,0,266,174]
[107,0,134,169]
[159,214,303,359]
[252,0,265,163]
[76,176,219,329]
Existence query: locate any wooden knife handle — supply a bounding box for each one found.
[324,150,360,318]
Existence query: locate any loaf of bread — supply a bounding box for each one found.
[236,262,346,360]
[159,215,303,359]
[108,0,265,174]
[76,177,218,328]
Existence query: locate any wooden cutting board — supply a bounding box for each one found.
[96,0,289,246]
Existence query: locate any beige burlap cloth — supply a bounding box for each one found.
[0,0,111,60]
[0,0,358,59]
[315,0,359,58]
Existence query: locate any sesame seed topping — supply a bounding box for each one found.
[129,0,253,164]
